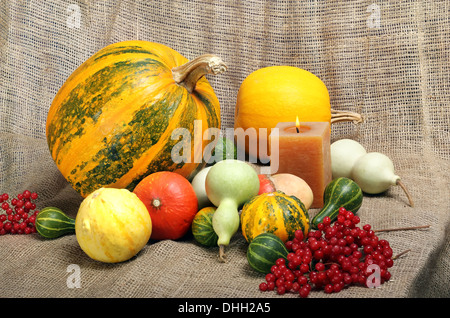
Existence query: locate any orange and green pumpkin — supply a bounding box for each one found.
[46,40,226,197]
[240,191,310,243]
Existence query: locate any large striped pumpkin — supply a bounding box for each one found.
[240,191,310,243]
[46,41,226,197]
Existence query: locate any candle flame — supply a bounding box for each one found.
[296,116,300,133]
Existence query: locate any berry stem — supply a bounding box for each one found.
[392,249,411,260]
[374,225,430,233]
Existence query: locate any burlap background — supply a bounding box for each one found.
[1,0,449,298]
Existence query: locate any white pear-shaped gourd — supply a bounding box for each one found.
[351,152,414,207]
[331,139,367,179]
[205,159,260,262]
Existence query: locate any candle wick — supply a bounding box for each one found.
[296,126,300,133]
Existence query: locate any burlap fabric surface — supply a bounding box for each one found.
[1,0,449,298]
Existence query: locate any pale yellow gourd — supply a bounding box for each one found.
[75,187,152,263]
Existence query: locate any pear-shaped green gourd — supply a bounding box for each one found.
[311,177,363,229]
[205,160,260,262]
[35,207,76,239]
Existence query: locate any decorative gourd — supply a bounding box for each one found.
[330,139,367,179]
[133,171,198,240]
[191,166,213,209]
[211,136,237,162]
[257,174,276,195]
[240,191,310,243]
[191,206,218,247]
[75,187,152,263]
[311,177,363,228]
[205,159,260,261]
[234,66,362,161]
[351,152,414,207]
[258,174,314,210]
[247,232,289,274]
[35,207,75,239]
[46,40,227,198]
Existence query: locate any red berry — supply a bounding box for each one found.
[19,222,27,230]
[299,286,310,298]
[297,275,308,286]
[299,263,309,274]
[275,258,285,266]
[270,265,278,274]
[294,229,304,241]
[265,273,275,282]
[13,222,20,231]
[285,240,293,250]
[324,284,334,293]
[314,249,324,260]
[259,282,268,291]
[275,278,285,287]
[284,280,293,291]
[24,201,33,210]
[277,285,286,295]
[309,240,320,251]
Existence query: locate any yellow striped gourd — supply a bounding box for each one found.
[240,191,310,243]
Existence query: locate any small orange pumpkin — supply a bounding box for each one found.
[133,171,198,240]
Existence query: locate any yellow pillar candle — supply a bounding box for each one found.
[269,120,332,209]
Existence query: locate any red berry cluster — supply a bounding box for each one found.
[0,190,39,235]
[258,207,394,298]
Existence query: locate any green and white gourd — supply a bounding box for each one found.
[35,207,76,239]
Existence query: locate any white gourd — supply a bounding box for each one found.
[351,152,414,207]
[191,166,213,209]
[331,139,367,179]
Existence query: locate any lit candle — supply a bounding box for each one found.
[269,117,332,209]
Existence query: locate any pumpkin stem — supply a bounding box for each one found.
[331,108,364,124]
[172,54,227,93]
